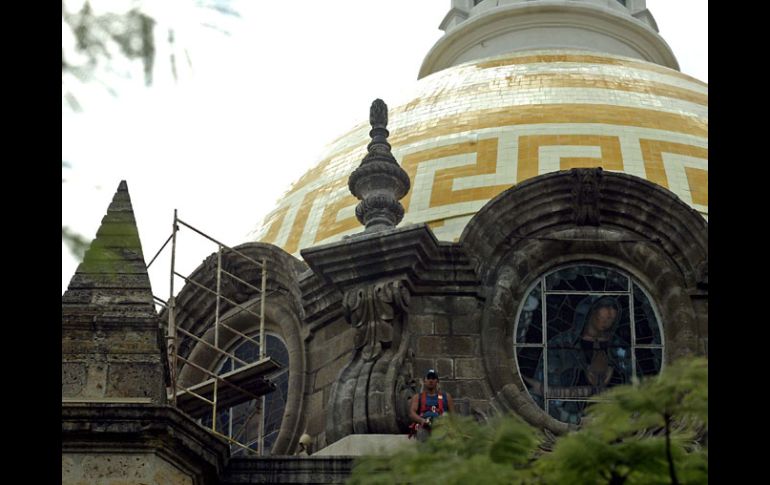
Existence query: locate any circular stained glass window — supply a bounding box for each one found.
[514,264,664,425]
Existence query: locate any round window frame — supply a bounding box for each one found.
[512,262,666,424]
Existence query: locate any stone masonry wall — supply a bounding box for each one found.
[409,294,493,418]
[304,316,356,449]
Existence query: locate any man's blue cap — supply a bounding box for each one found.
[425,369,439,380]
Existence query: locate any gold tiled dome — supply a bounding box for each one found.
[256,50,707,256]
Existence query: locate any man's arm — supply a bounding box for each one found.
[409,393,427,425]
[446,392,455,413]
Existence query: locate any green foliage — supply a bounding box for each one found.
[347,358,707,485]
[62,0,156,111]
[535,357,707,484]
[348,414,540,485]
[62,226,90,261]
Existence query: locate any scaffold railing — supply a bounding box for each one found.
[148,210,279,456]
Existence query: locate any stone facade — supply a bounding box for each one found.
[62,4,706,482]
[167,109,707,455]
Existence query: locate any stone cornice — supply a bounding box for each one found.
[62,403,229,480]
[300,224,479,296]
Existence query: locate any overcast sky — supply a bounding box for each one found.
[62,0,707,298]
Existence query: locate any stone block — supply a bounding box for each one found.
[106,362,165,401]
[305,390,326,418]
[307,409,326,436]
[62,362,86,397]
[455,358,485,379]
[458,379,490,400]
[444,336,477,355]
[64,452,193,485]
[416,336,442,355]
[451,315,480,335]
[419,296,480,315]
[307,329,354,372]
[416,336,477,356]
[408,314,434,335]
[437,381,459,396]
[435,316,451,335]
[413,358,434,376]
[319,318,350,342]
[313,356,347,391]
[452,398,471,416]
[436,358,454,379]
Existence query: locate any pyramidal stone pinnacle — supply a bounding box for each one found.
[348,99,411,233]
[62,180,154,312]
[62,180,168,404]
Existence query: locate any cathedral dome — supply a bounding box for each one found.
[256,48,707,257]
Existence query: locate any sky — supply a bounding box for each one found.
[62,0,708,299]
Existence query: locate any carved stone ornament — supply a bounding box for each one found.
[695,258,708,289]
[571,167,603,226]
[327,279,415,442]
[343,280,409,361]
[348,99,411,232]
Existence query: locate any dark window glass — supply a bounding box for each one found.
[515,265,663,424]
[516,282,542,343]
[635,348,663,378]
[633,284,662,345]
[211,333,289,456]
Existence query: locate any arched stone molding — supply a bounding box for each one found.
[167,242,308,455]
[459,169,707,434]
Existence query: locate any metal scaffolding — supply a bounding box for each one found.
[148,210,280,456]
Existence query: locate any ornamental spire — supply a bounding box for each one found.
[348,99,411,233]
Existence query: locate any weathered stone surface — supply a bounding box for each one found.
[455,358,485,379]
[314,355,348,392]
[62,181,168,404]
[62,362,86,397]
[62,404,228,485]
[451,315,480,335]
[462,170,708,435]
[412,358,434,376]
[435,358,454,379]
[62,161,707,485]
[416,336,477,356]
[106,362,166,400]
[348,99,410,233]
[307,327,354,373]
[457,379,491,400]
[408,314,434,335]
[434,315,451,335]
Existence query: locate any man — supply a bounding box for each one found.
[408,369,454,439]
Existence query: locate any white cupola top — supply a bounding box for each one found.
[421,0,677,78]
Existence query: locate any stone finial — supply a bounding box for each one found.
[348,99,411,232]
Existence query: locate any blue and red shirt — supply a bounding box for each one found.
[419,391,447,420]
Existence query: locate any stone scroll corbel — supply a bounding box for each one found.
[326,278,417,443]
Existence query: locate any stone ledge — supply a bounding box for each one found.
[314,433,415,456]
[62,403,229,483]
[221,456,355,485]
